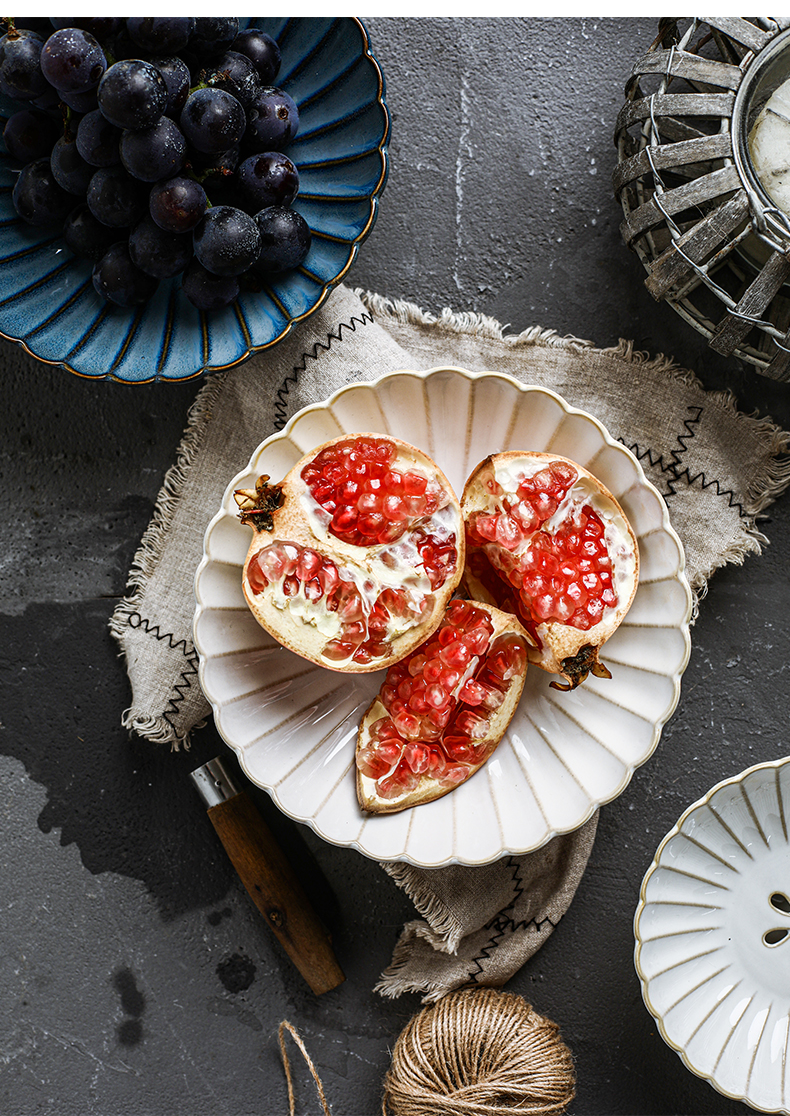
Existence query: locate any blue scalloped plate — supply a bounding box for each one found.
[0,17,389,382]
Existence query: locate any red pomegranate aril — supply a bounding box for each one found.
[247,555,269,593]
[440,641,471,669]
[381,768,419,798]
[403,473,427,496]
[358,492,381,514]
[438,625,459,647]
[459,678,486,705]
[427,704,452,730]
[439,666,462,690]
[403,742,430,774]
[303,578,322,601]
[357,740,402,778]
[426,682,450,709]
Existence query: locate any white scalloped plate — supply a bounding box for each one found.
[635,758,790,1114]
[194,367,692,866]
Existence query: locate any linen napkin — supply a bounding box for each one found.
[110,283,790,1000]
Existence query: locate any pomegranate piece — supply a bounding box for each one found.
[355,599,528,814]
[461,452,639,690]
[235,433,464,673]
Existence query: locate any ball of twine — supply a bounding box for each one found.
[381,988,576,1116]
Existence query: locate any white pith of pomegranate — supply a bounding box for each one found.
[236,434,464,672]
[461,452,639,690]
[356,599,528,815]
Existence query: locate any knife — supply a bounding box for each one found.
[190,756,345,996]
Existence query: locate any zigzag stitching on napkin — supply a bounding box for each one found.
[272,310,374,431]
[621,434,747,518]
[669,405,702,472]
[465,856,557,982]
[466,912,559,984]
[126,611,200,730]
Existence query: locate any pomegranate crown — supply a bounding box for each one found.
[234,474,283,532]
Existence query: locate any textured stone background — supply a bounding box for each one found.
[1,17,787,1115]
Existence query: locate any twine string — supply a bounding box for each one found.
[278,1020,332,1116]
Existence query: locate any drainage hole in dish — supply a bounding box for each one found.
[771,892,790,913]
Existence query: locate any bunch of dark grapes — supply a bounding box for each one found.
[0,16,311,310]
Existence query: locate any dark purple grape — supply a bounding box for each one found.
[126,17,195,55]
[12,158,74,226]
[40,28,106,94]
[129,214,192,278]
[50,135,93,194]
[193,205,261,276]
[232,28,281,86]
[253,207,311,273]
[76,109,120,167]
[182,258,239,310]
[236,151,299,214]
[97,60,167,130]
[3,108,59,164]
[180,87,245,155]
[0,28,48,101]
[149,176,207,233]
[62,203,119,261]
[119,117,186,183]
[189,17,240,58]
[245,87,299,153]
[206,50,261,110]
[86,165,147,227]
[92,241,158,306]
[150,55,190,116]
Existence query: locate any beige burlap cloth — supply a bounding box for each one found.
[111,284,790,1001]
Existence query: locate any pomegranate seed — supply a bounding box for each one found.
[378,764,419,799]
[393,710,421,739]
[440,641,471,669]
[437,763,470,787]
[358,740,402,778]
[427,705,452,729]
[423,659,443,683]
[436,665,459,690]
[358,512,385,536]
[317,562,339,594]
[332,507,358,533]
[403,473,427,496]
[459,679,486,705]
[247,554,269,593]
[426,683,450,709]
[282,575,299,597]
[303,578,323,601]
[404,742,430,774]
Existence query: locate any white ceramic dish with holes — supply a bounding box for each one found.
[635,757,790,1114]
[193,366,692,867]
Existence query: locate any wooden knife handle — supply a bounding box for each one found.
[206,790,345,996]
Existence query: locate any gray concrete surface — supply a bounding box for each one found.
[1,16,788,1115]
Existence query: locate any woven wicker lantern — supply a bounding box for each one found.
[614,16,790,379]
